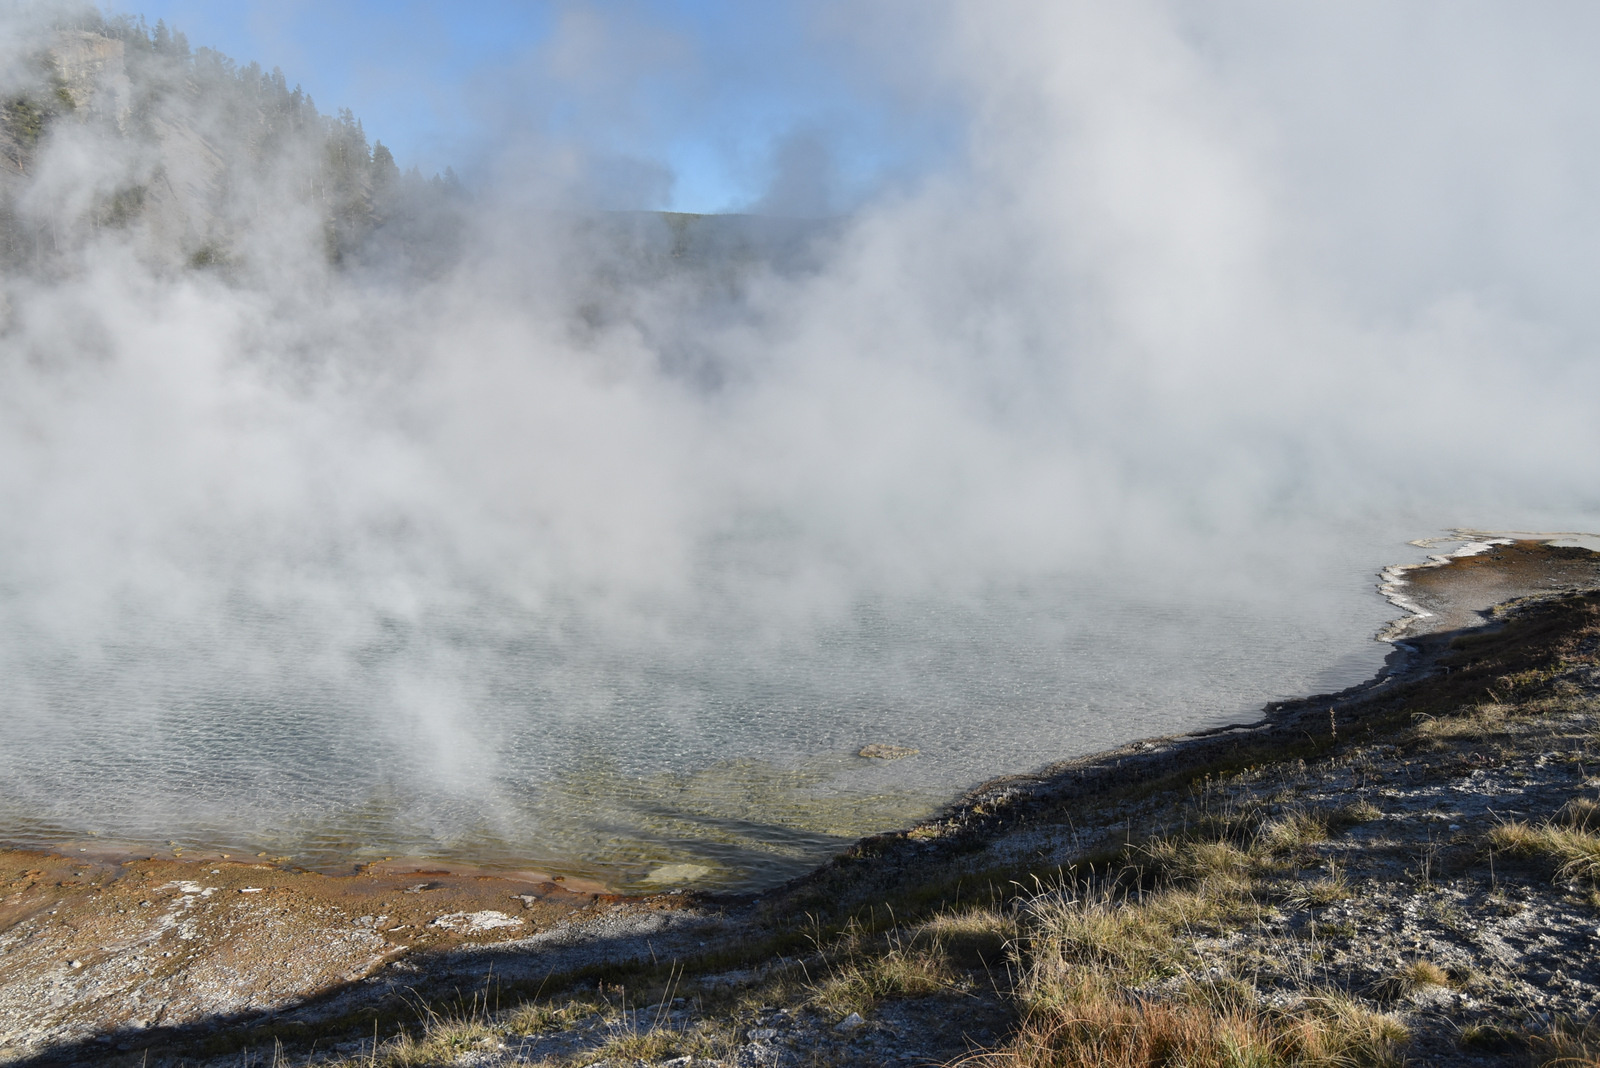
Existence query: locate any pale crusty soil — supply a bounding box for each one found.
[0,855,676,1059]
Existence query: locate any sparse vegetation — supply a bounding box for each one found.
[504,997,601,1036]
[1259,809,1331,854]
[1487,818,1600,884]
[964,990,1406,1068]
[1283,866,1351,910]
[318,1013,499,1068]
[1559,796,1600,832]
[920,906,1017,969]
[1330,798,1383,828]
[1377,958,1451,1000]
[809,914,967,1017]
[1533,1018,1600,1067]
[967,802,1412,1068]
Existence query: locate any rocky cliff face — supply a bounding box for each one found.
[0,29,130,177]
[48,29,130,116]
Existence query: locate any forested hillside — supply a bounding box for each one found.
[0,11,463,274]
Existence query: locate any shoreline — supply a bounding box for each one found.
[8,538,1600,899]
[760,538,1600,900]
[1376,531,1514,642]
[8,538,1600,1063]
[9,534,1587,895]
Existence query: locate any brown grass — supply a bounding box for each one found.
[1412,702,1515,742]
[1282,867,1351,911]
[594,1022,729,1064]
[1259,810,1331,854]
[504,997,601,1036]
[1533,1018,1600,1066]
[1021,887,1235,995]
[1559,797,1600,832]
[1375,958,1450,1000]
[808,915,967,1018]
[918,907,1018,969]
[981,791,1421,1068]
[1141,837,1259,894]
[1329,799,1383,828]
[1487,819,1600,884]
[963,987,1406,1068]
[336,1018,500,1067]
[1396,958,1449,990]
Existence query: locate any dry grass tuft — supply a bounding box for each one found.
[1141,837,1258,893]
[1329,799,1383,828]
[1486,819,1545,855]
[1023,889,1217,995]
[918,906,1017,969]
[989,817,1412,1068]
[1487,819,1600,884]
[1376,958,1450,1000]
[1549,828,1600,884]
[1412,703,1514,742]
[505,997,601,1036]
[336,1018,499,1067]
[1283,867,1351,911]
[964,986,1406,1068]
[1532,1018,1600,1066]
[808,917,964,1018]
[594,1022,723,1064]
[1259,810,1330,854]
[1457,1020,1523,1053]
[1399,958,1450,990]
[1558,797,1600,832]
[971,992,1278,1068]
[811,945,955,1016]
[1303,993,1412,1065]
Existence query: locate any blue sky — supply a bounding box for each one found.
[117,0,958,213]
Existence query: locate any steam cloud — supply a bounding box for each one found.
[2,0,1598,882]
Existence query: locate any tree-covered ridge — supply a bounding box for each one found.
[0,10,462,272]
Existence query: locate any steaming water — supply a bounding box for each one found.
[10,3,1600,893]
[0,520,1489,891]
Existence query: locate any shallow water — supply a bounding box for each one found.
[1,521,1591,891]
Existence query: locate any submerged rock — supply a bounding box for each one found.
[642,862,716,885]
[857,744,919,760]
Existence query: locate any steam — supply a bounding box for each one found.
[2,0,1598,880]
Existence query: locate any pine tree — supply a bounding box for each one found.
[372,141,399,189]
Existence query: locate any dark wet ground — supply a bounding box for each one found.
[1397,540,1600,635]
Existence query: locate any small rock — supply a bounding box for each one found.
[642,863,715,885]
[428,910,524,932]
[68,960,82,969]
[834,1012,866,1032]
[858,744,919,760]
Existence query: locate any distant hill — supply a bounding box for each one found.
[0,12,474,275]
[0,13,837,288]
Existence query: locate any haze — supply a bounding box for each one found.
[1,1,1597,885]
